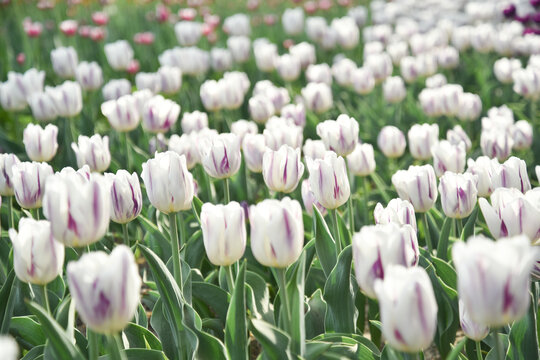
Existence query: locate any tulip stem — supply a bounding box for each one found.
[169,212,183,292]
[493,330,503,360]
[40,284,50,314]
[475,341,483,360]
[107,333,126,360]
[275,268,291,334]
[332,209,342,255]
[88,329,100,360]
[348,196,355,235]
[363,176,369,225]
[64,117,76,168]
[122,223,129,247]
[124,132,131,171]
[422,213,433,255]
[224,178,230,204]
[224,265,235,293]
[8,196,14,230]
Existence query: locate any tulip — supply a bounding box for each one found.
[512,66,540,99]
[289,42,316,69]
[141,151,194,214]
[301,82,333,113]
[11,162,54,209]
[407,123,439,161]
[75,61,103,91]
[425,74,447,88]
[231,120,258,144]
[306,17,327,42]
[459,299,489,341]
[60,20,78,36]
[494,58,522,84]
[45,81,83,117]
[0,69,45,111]
[9,218,64,285]
[102,79,132,101]
[332,58,357,87]
[135,72,161,93]
[353,223,419,298]
[316,114,359,156]
[227,36,251,63]
[43,171,110,247]
[201,202,246,266]
[347,143,376,177]
[364,53,393,83]
[351,67,375,94]
[200,133,242,179]
[51,46,78,78]
[141,95,181,134]
[181,111,208,134]
[331,17,359,49]
[101,95,141,132]
[23,124,58,162]
[263,120,303,151]
[219,76,246,110]
[479,187,540,241]
[0,154,20,196]
[174,21,203,46]
[72,135,111,173]
[511,120,533,150]
[457,93,482,121]
[104,40,134,71]
[466,156,500,197]
[200,80,223,112]
[253,81,290,113]
[374,198,417,232]
[303,139,327,160]
[210,48,233,72]
[275,54,302,82]
[307,151,350,210]
[0,336,18,360]
[249,197,304,268]
[301,179,326,216]
[159,47,210,76]
[223,14,251,36]
[437,46,459,69]
[452,235,537,327]
[374,265,437,352]
[383,76,406,103]
[536,165,540,182]
[282,8,304,35]
[491,156,531,193]
[242,134,267,173]
[306,63,332,85]
[254,42,278,72]
[262,145,304,194]
[432,140,466,177]
[377,126,406,159]
[481,129,514,161]
[447,125,472,152]
[105,170,142,224]
[67,245,141,334]
[392,165,438,213]
[439,172,478,219]
[387,41,408,66]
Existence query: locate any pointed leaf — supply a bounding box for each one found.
[225,261,248,360]
[313,206,337,278]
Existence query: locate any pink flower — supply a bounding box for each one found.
[92,11,109,26]
[59,20,78,36]
[133,32,154,45]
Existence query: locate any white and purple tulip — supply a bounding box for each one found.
[0,153,21,196]
[200,133,242,179]
[11,161,54,209]
[307,151,350,210]
[23,124,58,162]
[316,114,359,156]
[439,172,478,219]
[105,170,142,224]
[72,134,111,173]
[262,145,304,194]
[392,165,438,213]
[141,95,181,134]
[374,198,417,232]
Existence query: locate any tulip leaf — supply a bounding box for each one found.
[246,270,272,323]
[10,316,46,348]
[323,245,357,334]
[138,216,171,262]
[225,260,248,360]
[507,291,539,360]
[304,341,332,359]
[369,173,392,203]
[447,337,468,360]
[431,257,458,296]
[192,281,229,323]
[436,217,453,261]
[249,318,293,360]
[97,349,168,360]
[0,270,17,334]
[288,252,306,357]
[191,196,203,225]
[25,300,85,360]
[305,289,327,339]
[20,345,45,360]
[312,333,380,356]
[380,345,402,360]
[124,323,163,350]
[313,206,337,278]
[460,205,479,242]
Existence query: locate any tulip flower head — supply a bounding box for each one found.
[316,114,359,156]
[374,198,417,232]
[11,161,54,209]
[262,145,304,194]
[378,126,406,159]
[105,170,142,224]
[459,299,489,341]
[23,123,58,162]
[199,133,242,179]
[392,165,438,213]
[438,172,478,219]
[0,153,21,196]
[307,151,350,210]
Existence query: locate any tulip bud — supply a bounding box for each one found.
[392,165,438,213]
[201,202,246,266]
[481,129,514,161]
[491,156,531,193]
[227,36,251,63]
[425,74,447,88]
[141,151,194,214]
[316,114,359,156]
[447,125,472,152]
[408,123,439,160]
[432,140,466,177]
[210,48,233,72]
[347,143,376,176]
[466,156,500,197]
[101,95,141,132]
[27,92,58,122]
[249,95,275,124]
[301,179,326,216]
[0,336,18,360]
[249,197,304,268]
[105,40,134,71]
[23,124,58,162]
[51,46,78,78]
[364,53,392,83]
[141,95,180,134]
[135,72,161,94]
[72,135,111,173]
[0,154,20,196]
[374,198,417,232]
[43,171,110,247]
[158,66,182,95]
[494,58,521,84]
[453,235,537,327]
[289,42,316,69]
[67,245,141,334]
[102,79,132,101]
[231,120,258,145]
[168,133,199,169]
[374,265,437,352]
[459,299,489,341]
[105,170,142,224]
[276,54,302,82]
[332,58,357,87]
[254,42,278,72]
[306,63,332,85]
[353,224,419,298]
[377,126,406,159]
[479,187,540,241]
[307,151,350,209]
[11,162,54,209]
[457,93,482,121]
[511,120,533,150]
[75,61,103,91]
[238,133,265,173]
[383,76,406,103]
[439,172,478,219]
[351,67,375,95]
[181,111,208,134]
[46,81,83,117]
[512,67,540,99]
[301,82,333,113]
[175,21,203,46]
[9,218,64,285]
[199,133,242,179]
[253,81,290,113]
[281,103,306,128]
[303,139,327,160]
[282,8,304,35]
[262,145,304,194]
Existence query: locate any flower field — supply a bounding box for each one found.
[0,0,539,359]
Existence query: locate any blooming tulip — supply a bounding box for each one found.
[347,143,376,176]
[408,123,439,161]
[168,134,199,170]
[374,198,417,232]
[23,124,58,162]
[27,92,58,122]
[459,299,489,341]
[231,120,258,144]
[0,69,45,111]
[242,134,266,173]
[307,151,350,209]
[101,95,141,132]
[11,162,53,209]
[439,172,478,219]
[141,95,181,133]
[51,46,78,78]
[447,125,472,152]
[392,165,438,213]
[105,40,134,71]
[491,156,531,193]
[377,126,406,159]
[263,120,303,151]
[431,140,466,177]
[466,156,500,197]
[72,135,111,173]
[316,114,359,156]
[135,72,161,93]
[102,79,132,101]
[511,120,533,150]
[105,170,142,224]
[281,103,306,128]
[45,81,83,117]
[75,61,103,91]
[301,82,333,113]
[262,145,304,194]
[480,129,513,161]
[181,111,208,134]
[199,133,242,179]
[301,179,326,216]
[0,154,20,196]
[303,139,327,160]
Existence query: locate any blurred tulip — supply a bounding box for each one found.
[141,151,194,214]
[457,93,482,121]
[134,32,155,45]
[453,235,537,327]
[302,82,333,113]
[511,120,533,150]
[75,61,103,91]
[425,74,447,88]
[67,245,141,334]
[307,151,350,209]
[254,42,278,72]
[16,53,25,65]
[331,16,359,49]
[347,143,376,177]
[459,299,490,341]
[200,133,241,179]
[181,111,208,134]
[263,118,303,151]
[316,114,358,156]
[27,92,58,122]
[364,53,392,83]
[9,218,64,284]
[512,66,540,99]
[0,154,20,196]
[439,172,478,219]
[0,69,45,111]
[276,54,301,82]
[210,48,233,72]
[332,58,357,87]
[301,179,326,216]
[408,123,439,160]
[491,156,531,193]
[392,165,438,213]
[353,223,419,298]
[480,129,514,161]
[231,120,258,144]
[72,135,111,173]
[262,145,304,194]
[223,14,251,36]
[289,42,316,69]
[466,156,500,197]
[447,125,472,152]
[281,103,305,128]
[432,140,466,177]
[102,79,131,101]
[282,8,304,35]
[141,95,180,133]
[383,76,406,103]
[101,95,141,132]
[169,133,199,169]
[351,67,375,94]
[227,36,251,63]
[51,46,78,78]
[374,198,417,232]
[494,58,522,84]
[377,126,406,159]
[135,72,161,93]
[59,20,78,36]
[45,81,82,117]
[105,170,142,224]
[24,21,42,37]
[11,161,53,209]
[249,95,275,124]
[250,197,304,268]
[23,124,58,162]
[201,202,246,266]
[92,11,108,25]
[0,336,18,360]
[306,63,332,85]
[105,40,134,71]
[242,134,266,173]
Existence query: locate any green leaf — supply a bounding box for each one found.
[249,319,292,360]
[192,282,229,323]
[25,301,85,360]
[507,291,539,360]
[10,316,46,347]
[324,245,357,333]
[313,206,337,278]
[436,217,453,261]
[312,333,380,356]
[98,349,168,360]
[447,338,468,360]
[305,289,327,340]
[225,261,248,360]
[124,323,162,350]
[460,205,479,241]
[288,252,306,357]
[305,341,332,359]
[246,271,272,323]
[380,345,402,360]
[191,197,203,225]
[138,216,171,261]
[0,270,17,334]
[431,257,458,299]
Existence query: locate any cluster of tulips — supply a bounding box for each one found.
[0,0,539,359]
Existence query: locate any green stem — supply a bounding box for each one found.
[244,160,251,201]
[124,132,131,171]
[41,284,50,314]
[457,218,463,239]
[530,99,536,121]
[168,212,183,291]
[88,330,100,360]
[348,194,355,235]
[363,176,369,225]
[107,333,126,360]
[224,265,235,293]
[332,209,342,255]
[177,212,185,260]
[275,268,291,334]
[224,177,230,204]
[475,341,483,360]
[493,330,503,360]
[64,117,76,167]
[423,213,433,255]
[8,196,14,230]
[122,223,129,247]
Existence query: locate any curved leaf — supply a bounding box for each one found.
[313,206,337,278]
[225,261,248,360]
[249,319,292,360]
